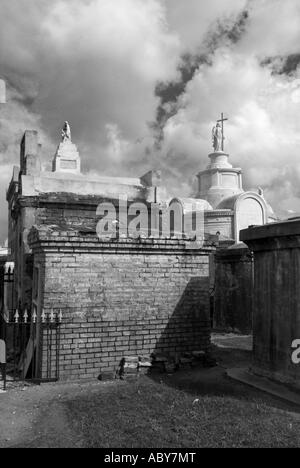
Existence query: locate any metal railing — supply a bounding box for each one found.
[0,309,63,390]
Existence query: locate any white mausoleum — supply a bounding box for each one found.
[174,117,276,244]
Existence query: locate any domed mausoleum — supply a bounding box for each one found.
[174,117,278,333]
[177,118,277,244]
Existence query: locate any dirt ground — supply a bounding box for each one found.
[0,334,299,448]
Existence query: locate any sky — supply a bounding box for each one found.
[0,0,300,242]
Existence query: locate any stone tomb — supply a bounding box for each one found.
[28,227,212,381]
[241,219,300,390]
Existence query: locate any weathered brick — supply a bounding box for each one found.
[29,234,211,381]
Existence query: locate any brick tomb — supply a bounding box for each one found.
[28,227,212,381]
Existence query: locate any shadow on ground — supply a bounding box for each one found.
[149,337,300,416]
[0,334,299,448]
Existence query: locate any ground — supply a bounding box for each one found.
[0,334,299,448]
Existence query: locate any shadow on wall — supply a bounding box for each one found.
[213,248,253,334]
[146,277,211,372]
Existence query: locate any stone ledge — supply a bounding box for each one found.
[17,193,151,208]
[28,226,213,254]
[227,367,300,405]
[241,218,300,244]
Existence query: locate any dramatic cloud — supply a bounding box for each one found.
[158,50,300,197]
[0,0,181,168]
[156,0,300,211]
[164,0,248,52]
[0,0,180,240]
[0,0,300,242]
[237,0,300,57]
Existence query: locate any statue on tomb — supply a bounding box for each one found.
[258,187,264,197]
[62,121,71,142]
[212,122,222,152]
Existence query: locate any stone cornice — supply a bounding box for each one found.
[28,227,214,255]
[241,219,300,251]
[15,194,152,210]
[197,167,242,176]
[205,210,233,217]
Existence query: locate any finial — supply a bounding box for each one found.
[14,309,19,323]
[23,309,28,324]
[41,309,46,323]
[32,309,37,323]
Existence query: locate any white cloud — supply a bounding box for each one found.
[0,0,180,158]
[237,0,300,57]
[0,0,300,242]
[0,0,181,241]
[158,45,300,211]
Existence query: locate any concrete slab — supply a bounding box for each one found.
[227,368,300,406]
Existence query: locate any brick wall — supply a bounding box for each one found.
[8,194,112,309]
[29,229,212,381]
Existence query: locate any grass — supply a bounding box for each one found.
[63,375,300,448]
[3,343,299,448]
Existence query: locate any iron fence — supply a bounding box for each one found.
[0,309,62,390]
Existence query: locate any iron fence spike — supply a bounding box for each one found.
[32,310,37,323]
[50,310,54,323]
[14,309,19,323]
[24,309,28,324]
[41,310,46,323]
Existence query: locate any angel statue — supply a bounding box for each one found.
[62,121,71,142]
[212,122,223,152]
